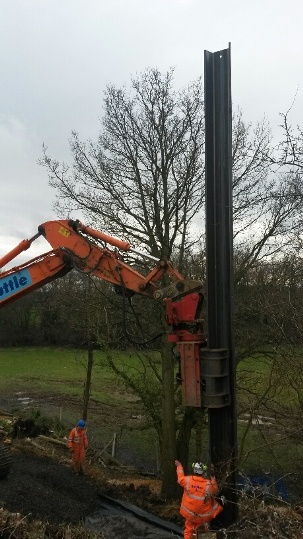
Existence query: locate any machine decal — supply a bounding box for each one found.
[59,226,71,237]
[0,269,32,300]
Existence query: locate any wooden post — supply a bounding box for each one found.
[111,432,117,458]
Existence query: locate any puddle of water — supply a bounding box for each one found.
[16,397,34,404]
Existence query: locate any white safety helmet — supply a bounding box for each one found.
[192,462,208,476]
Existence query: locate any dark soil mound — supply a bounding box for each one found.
[0,451,101,526]
[0,446,183,538]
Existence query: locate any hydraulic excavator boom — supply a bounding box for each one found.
[0,219,205,406]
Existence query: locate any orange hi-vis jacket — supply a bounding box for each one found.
[67,427,88,462]
[176,464,223,524]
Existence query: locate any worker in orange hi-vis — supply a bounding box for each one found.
[67,419,88,475]
[175,460,223,538]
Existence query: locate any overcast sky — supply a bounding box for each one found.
[1,0,303,266]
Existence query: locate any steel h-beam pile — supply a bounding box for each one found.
[204,44,238,527]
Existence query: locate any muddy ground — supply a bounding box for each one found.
[2,440,303,539]
[0,387,183,538]
[0,446,102,525]
[0,438,183,538]
[1,390,303,538]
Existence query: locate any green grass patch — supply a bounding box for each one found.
[237,350,303,408]
[2,346,303,477]
[0,347,161,405]
[238,422,303,475]
[236,350,303,478]
[0,347,161,468]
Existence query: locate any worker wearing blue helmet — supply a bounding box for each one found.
[67,419,88,474]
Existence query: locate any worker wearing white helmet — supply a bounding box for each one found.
[175,460,223,538]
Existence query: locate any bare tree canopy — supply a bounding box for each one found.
[42,68,205,268]
[41,70,303,284]
[40,68,303,498]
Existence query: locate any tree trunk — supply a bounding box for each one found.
[160,340,178,498]
[195,408,205,462]
[176,407,197,474]
[82,339,93,421]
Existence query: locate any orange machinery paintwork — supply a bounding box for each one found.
[0,219,205,407]
[0,219,184,306]
[0,251,70,307]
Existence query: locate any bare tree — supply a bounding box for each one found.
[41,68,204,272]
[233,253,303,497]
[278,109,303,173]
[274,110,303,253]
[41,68,205,497]
[232,110,303,282]
[40,68,303,497]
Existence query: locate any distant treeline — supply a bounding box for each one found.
[1,254,303,353]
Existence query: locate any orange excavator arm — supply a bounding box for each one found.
[0,219,185,302]
[0,251,71,308]
[38,219,185,296]
[0,218,205,407]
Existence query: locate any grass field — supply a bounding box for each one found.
[0,346,162,470]
[1,346,302,479]
[0,346,151,399]
[236,350,303,479]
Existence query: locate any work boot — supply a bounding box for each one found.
[196,523,209,535]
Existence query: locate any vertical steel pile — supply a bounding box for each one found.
[204,44,238,526]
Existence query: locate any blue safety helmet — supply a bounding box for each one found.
[77,419,86,428]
